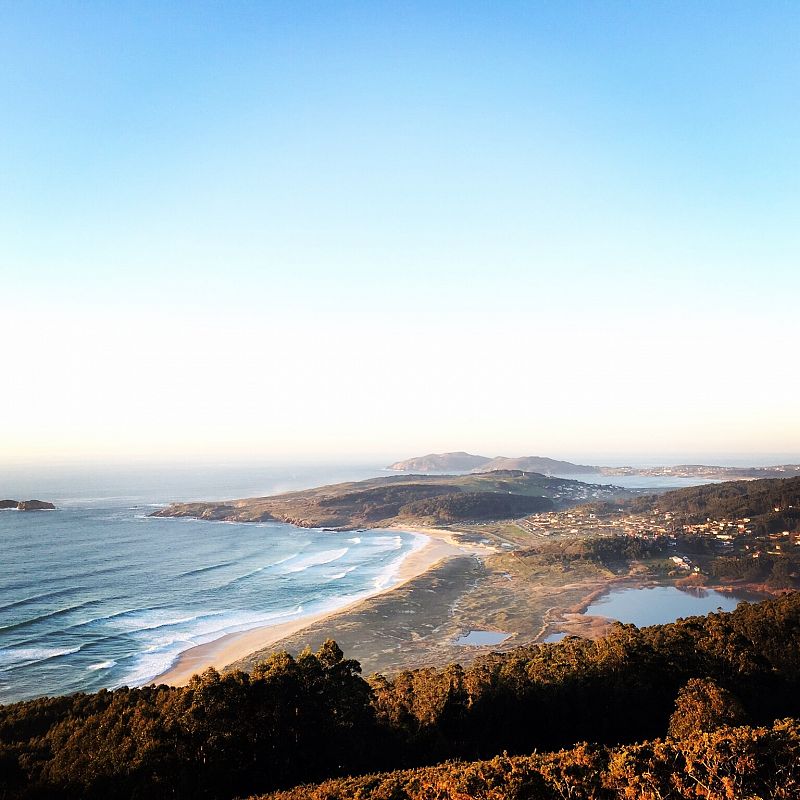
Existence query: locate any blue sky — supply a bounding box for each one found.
[2,2,798,462]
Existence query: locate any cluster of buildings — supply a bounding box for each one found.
[515,507,673,539]
[547,482,630,504]
[517,506,800,559]
[679,517,799,556]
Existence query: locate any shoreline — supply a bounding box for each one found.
[150,527,478,686]
[147,520,782,687]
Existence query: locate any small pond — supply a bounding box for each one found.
[456,630,511,646]
[584,585,751,628]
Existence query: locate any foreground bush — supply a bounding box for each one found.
[262,718,800,800]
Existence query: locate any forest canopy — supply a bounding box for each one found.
[1,592,799,799]
[632,476,800,533]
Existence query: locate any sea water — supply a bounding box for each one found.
[0,463,424,703]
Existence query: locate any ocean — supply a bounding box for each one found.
[0,463,424,704]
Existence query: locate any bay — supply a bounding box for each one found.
[0,463,424,703]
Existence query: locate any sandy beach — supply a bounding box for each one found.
[151,528,478,686]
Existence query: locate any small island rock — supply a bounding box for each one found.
[0,499,56,511]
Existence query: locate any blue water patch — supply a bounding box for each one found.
[455,630,510,646]
[584,585,744,628]
[0,505,424,703]
[566,473,723,489]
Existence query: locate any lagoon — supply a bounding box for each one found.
[455,630,510,646]
[584,585,747,628]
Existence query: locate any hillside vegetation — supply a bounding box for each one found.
[387,452,492,472]
[153,471,627,529]
[474,456,600,474]
[262,718,800,800]
[1,593,799,799]
[631,475,800,533]
[386,452,599,475]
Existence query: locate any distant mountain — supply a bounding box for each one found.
[472,456,601,476]
[391,453,800,482]
[387,452,492,473]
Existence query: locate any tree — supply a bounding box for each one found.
[668,677,746,739]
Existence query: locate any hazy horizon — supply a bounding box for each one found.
[3,450,799,471]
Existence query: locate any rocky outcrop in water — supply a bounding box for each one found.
[0,499,56,511]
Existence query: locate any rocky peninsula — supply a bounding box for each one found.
[151,470,633,530]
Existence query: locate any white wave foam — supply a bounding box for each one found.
[87,660,117,671]
[213,566,262,588]
[269,552,301,567]
[210,553,302,589]
[177,560,236,579]
[361,534,404,552]
[0,587,80,614]
[57,607,141,632]
[120,535,429,688]
[279,548,349,574]
[120,652,181,687]
[372,532,430,590]
[119,605,308,687]
[2,529,429,692]
[0,646,81,669]
[0,599,101,634]
[104,609,225,636]
[325,566,357,582]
